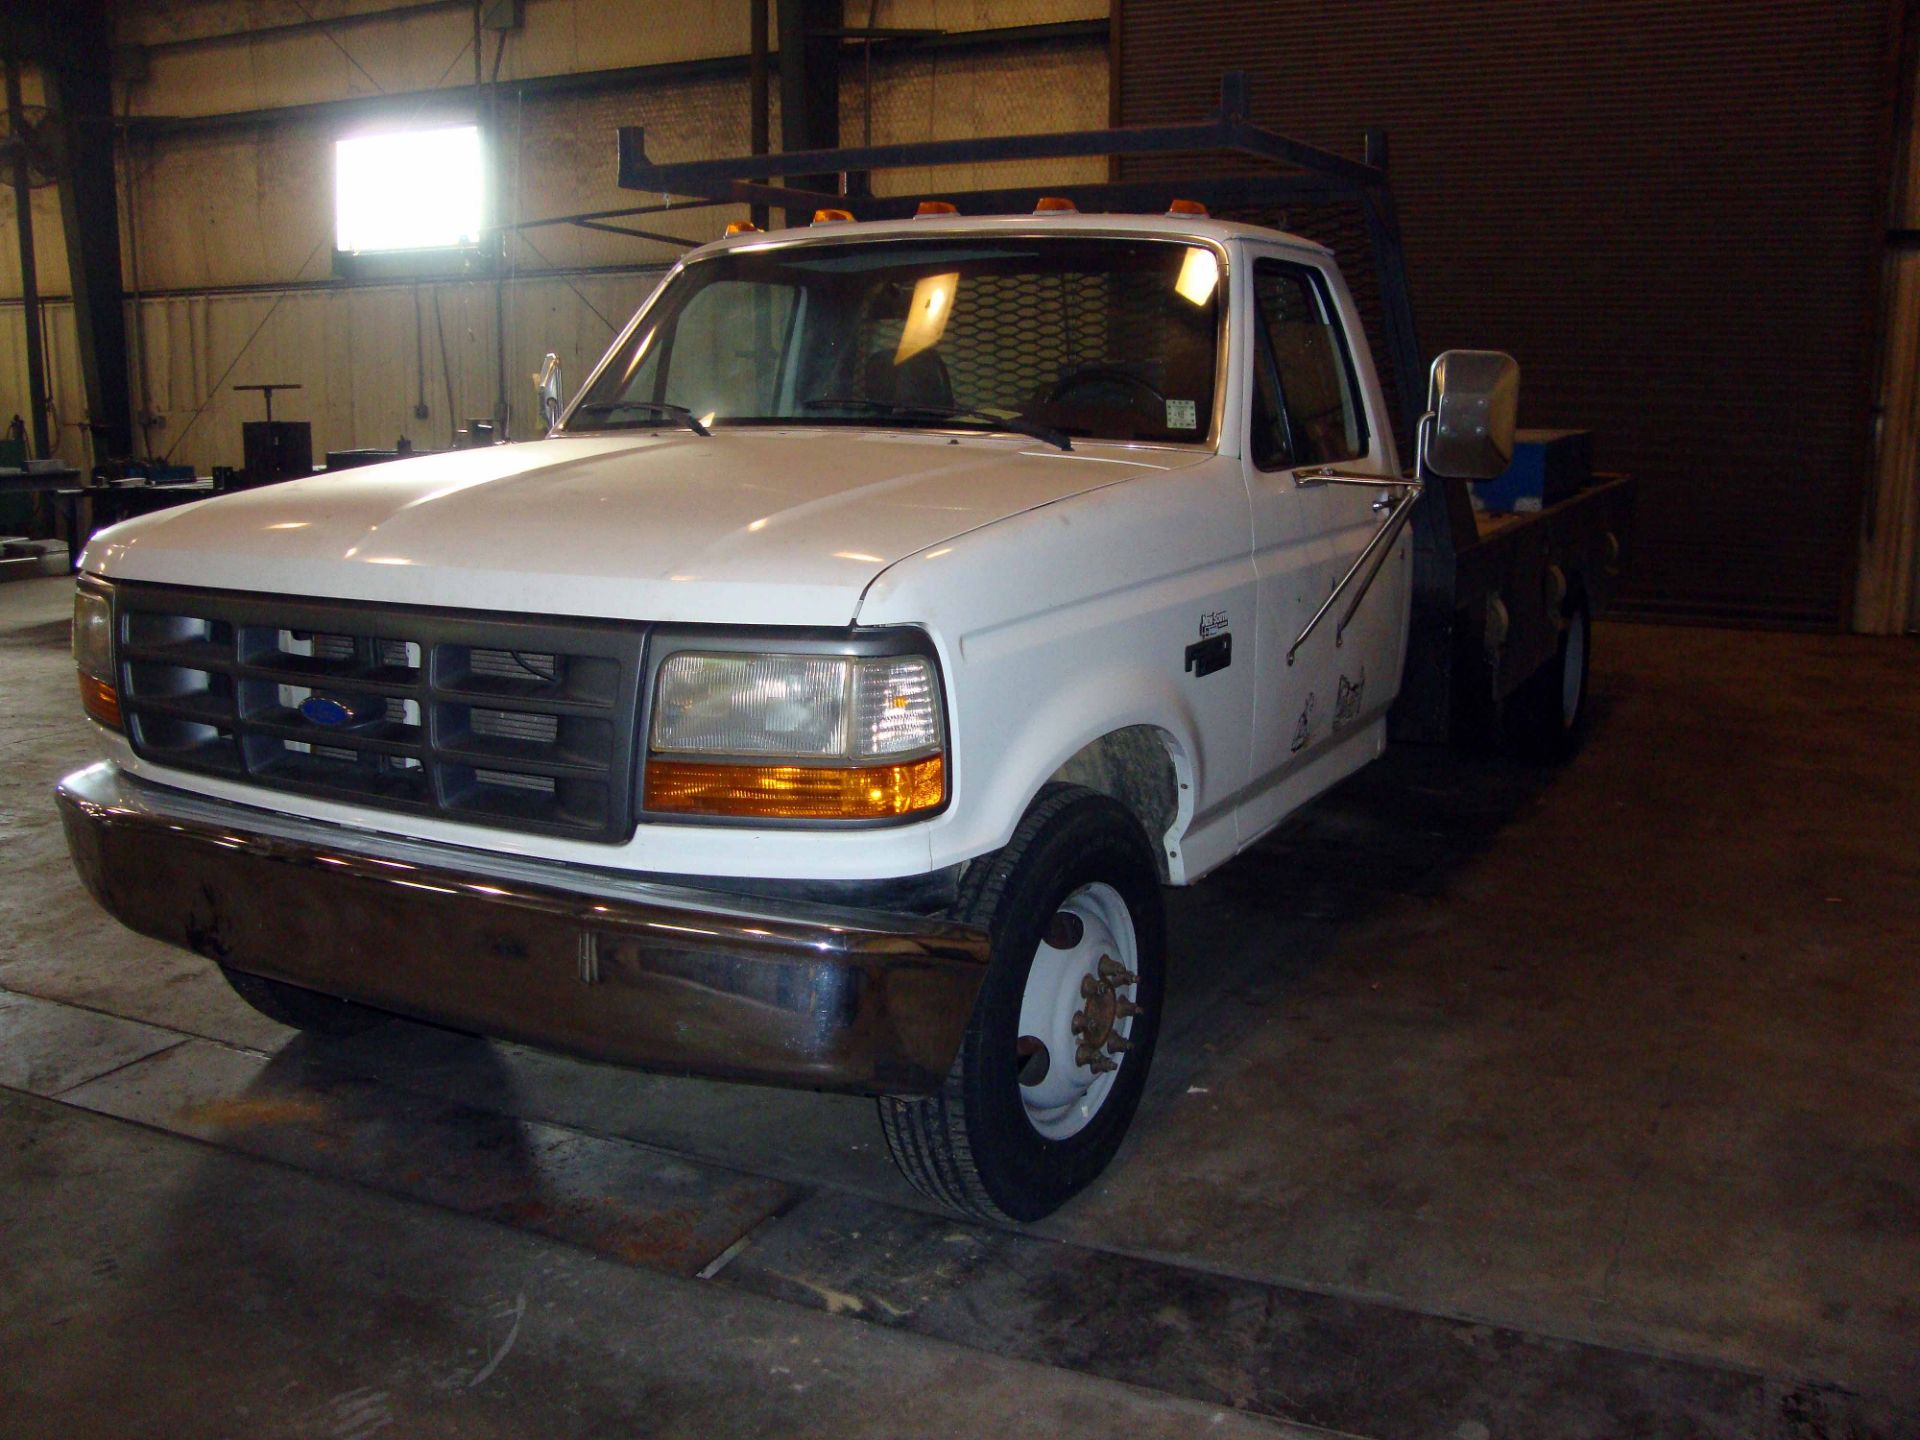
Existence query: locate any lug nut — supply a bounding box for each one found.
[1114,997,1142,1019]
[1087,1054,1118,1075]
[1097,955,1138,987]
[1106,1033,1133,1055]
[1080,974,1100,999]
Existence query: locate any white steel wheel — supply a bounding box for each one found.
[877,784,1167,1223]
[1562,604,1589,730]
[1509,593,1592,761]
[1014,881,1141,1140]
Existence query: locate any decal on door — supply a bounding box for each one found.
[1198,609,1230,638]
[1335,667,1366,728]
[1290,691,1316,752]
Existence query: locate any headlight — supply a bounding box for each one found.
[73,582,122,729]
[645,649,945,820]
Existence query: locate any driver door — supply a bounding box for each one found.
[1239,251,1408,845]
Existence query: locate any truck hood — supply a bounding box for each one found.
[85,429,1205,626]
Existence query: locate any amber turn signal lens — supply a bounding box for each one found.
[724,219,761,235]
[914,200,957,216]
[1166,198,1209,217]
[811,208,855,224]
[645,756,944,820]
[1033,196,1077,213]
[78,672,122,729]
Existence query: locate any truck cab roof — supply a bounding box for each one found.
[691,208,1334,262]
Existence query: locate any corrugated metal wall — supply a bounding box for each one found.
[1117,0,1897,626]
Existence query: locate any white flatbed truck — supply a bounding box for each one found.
[59,112,1633,1222]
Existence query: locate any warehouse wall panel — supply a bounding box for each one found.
[113,0,764,120]
[122,270,669,469]
[0,301,87,463]
[854,32,1107,196]
[0,67,70,300]
[2,2,1108,474]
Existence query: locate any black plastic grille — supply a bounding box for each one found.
[114,585,647,842]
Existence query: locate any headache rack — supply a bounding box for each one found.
[605,71,1426,454]
[111,584,647,842]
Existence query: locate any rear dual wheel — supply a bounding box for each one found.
[880,785,1166,1222]
[1508,595,1591,761]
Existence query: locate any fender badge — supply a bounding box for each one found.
[1185,632,1231,677]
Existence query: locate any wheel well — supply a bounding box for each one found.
[1046,726,1182,881]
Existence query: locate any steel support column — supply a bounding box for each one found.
[777,0,840,221]
[3,57,48,458]
[749,0,770,231]
[44,53,133,460]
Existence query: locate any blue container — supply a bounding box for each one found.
[1473,428,1592,514]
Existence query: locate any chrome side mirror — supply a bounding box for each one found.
[1420,349,1519,481]
[535,352,564,434]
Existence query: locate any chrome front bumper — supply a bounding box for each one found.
[56,763,990,1095]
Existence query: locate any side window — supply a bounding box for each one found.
[1248,260,1367,470]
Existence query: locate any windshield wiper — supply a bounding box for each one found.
[571,399,711,436]
[802,396,1071,452]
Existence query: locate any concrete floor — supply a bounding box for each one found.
[3,570,1917,1438]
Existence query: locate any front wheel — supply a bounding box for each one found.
[879,785,1166,1222]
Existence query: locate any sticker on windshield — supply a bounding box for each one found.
[1165,398,1198,431]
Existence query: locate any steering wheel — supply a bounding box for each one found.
[1046,365,1167,424]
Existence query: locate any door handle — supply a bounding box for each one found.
[1371,493,1395,513]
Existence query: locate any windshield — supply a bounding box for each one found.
[565,235,1223,446]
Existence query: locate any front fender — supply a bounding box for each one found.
[860,459,1258,884]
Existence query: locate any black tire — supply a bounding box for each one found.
[878,784,1167,1222]
[1507,594,1591,761]
[219,966,389,1037]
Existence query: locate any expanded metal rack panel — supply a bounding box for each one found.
[856,267,1193,413]
[114,585,647,842]
[1116,0,1896,626]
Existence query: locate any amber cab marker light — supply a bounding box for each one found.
[724,219,761,235]
[914,200,958,218]
[812,208,855,225]
[79,673,122,730]
[645,756,945,821]
[1033,196,1077,214]
[1167,198,1209,217]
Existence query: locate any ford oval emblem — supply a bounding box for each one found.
[301,694,364,727]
